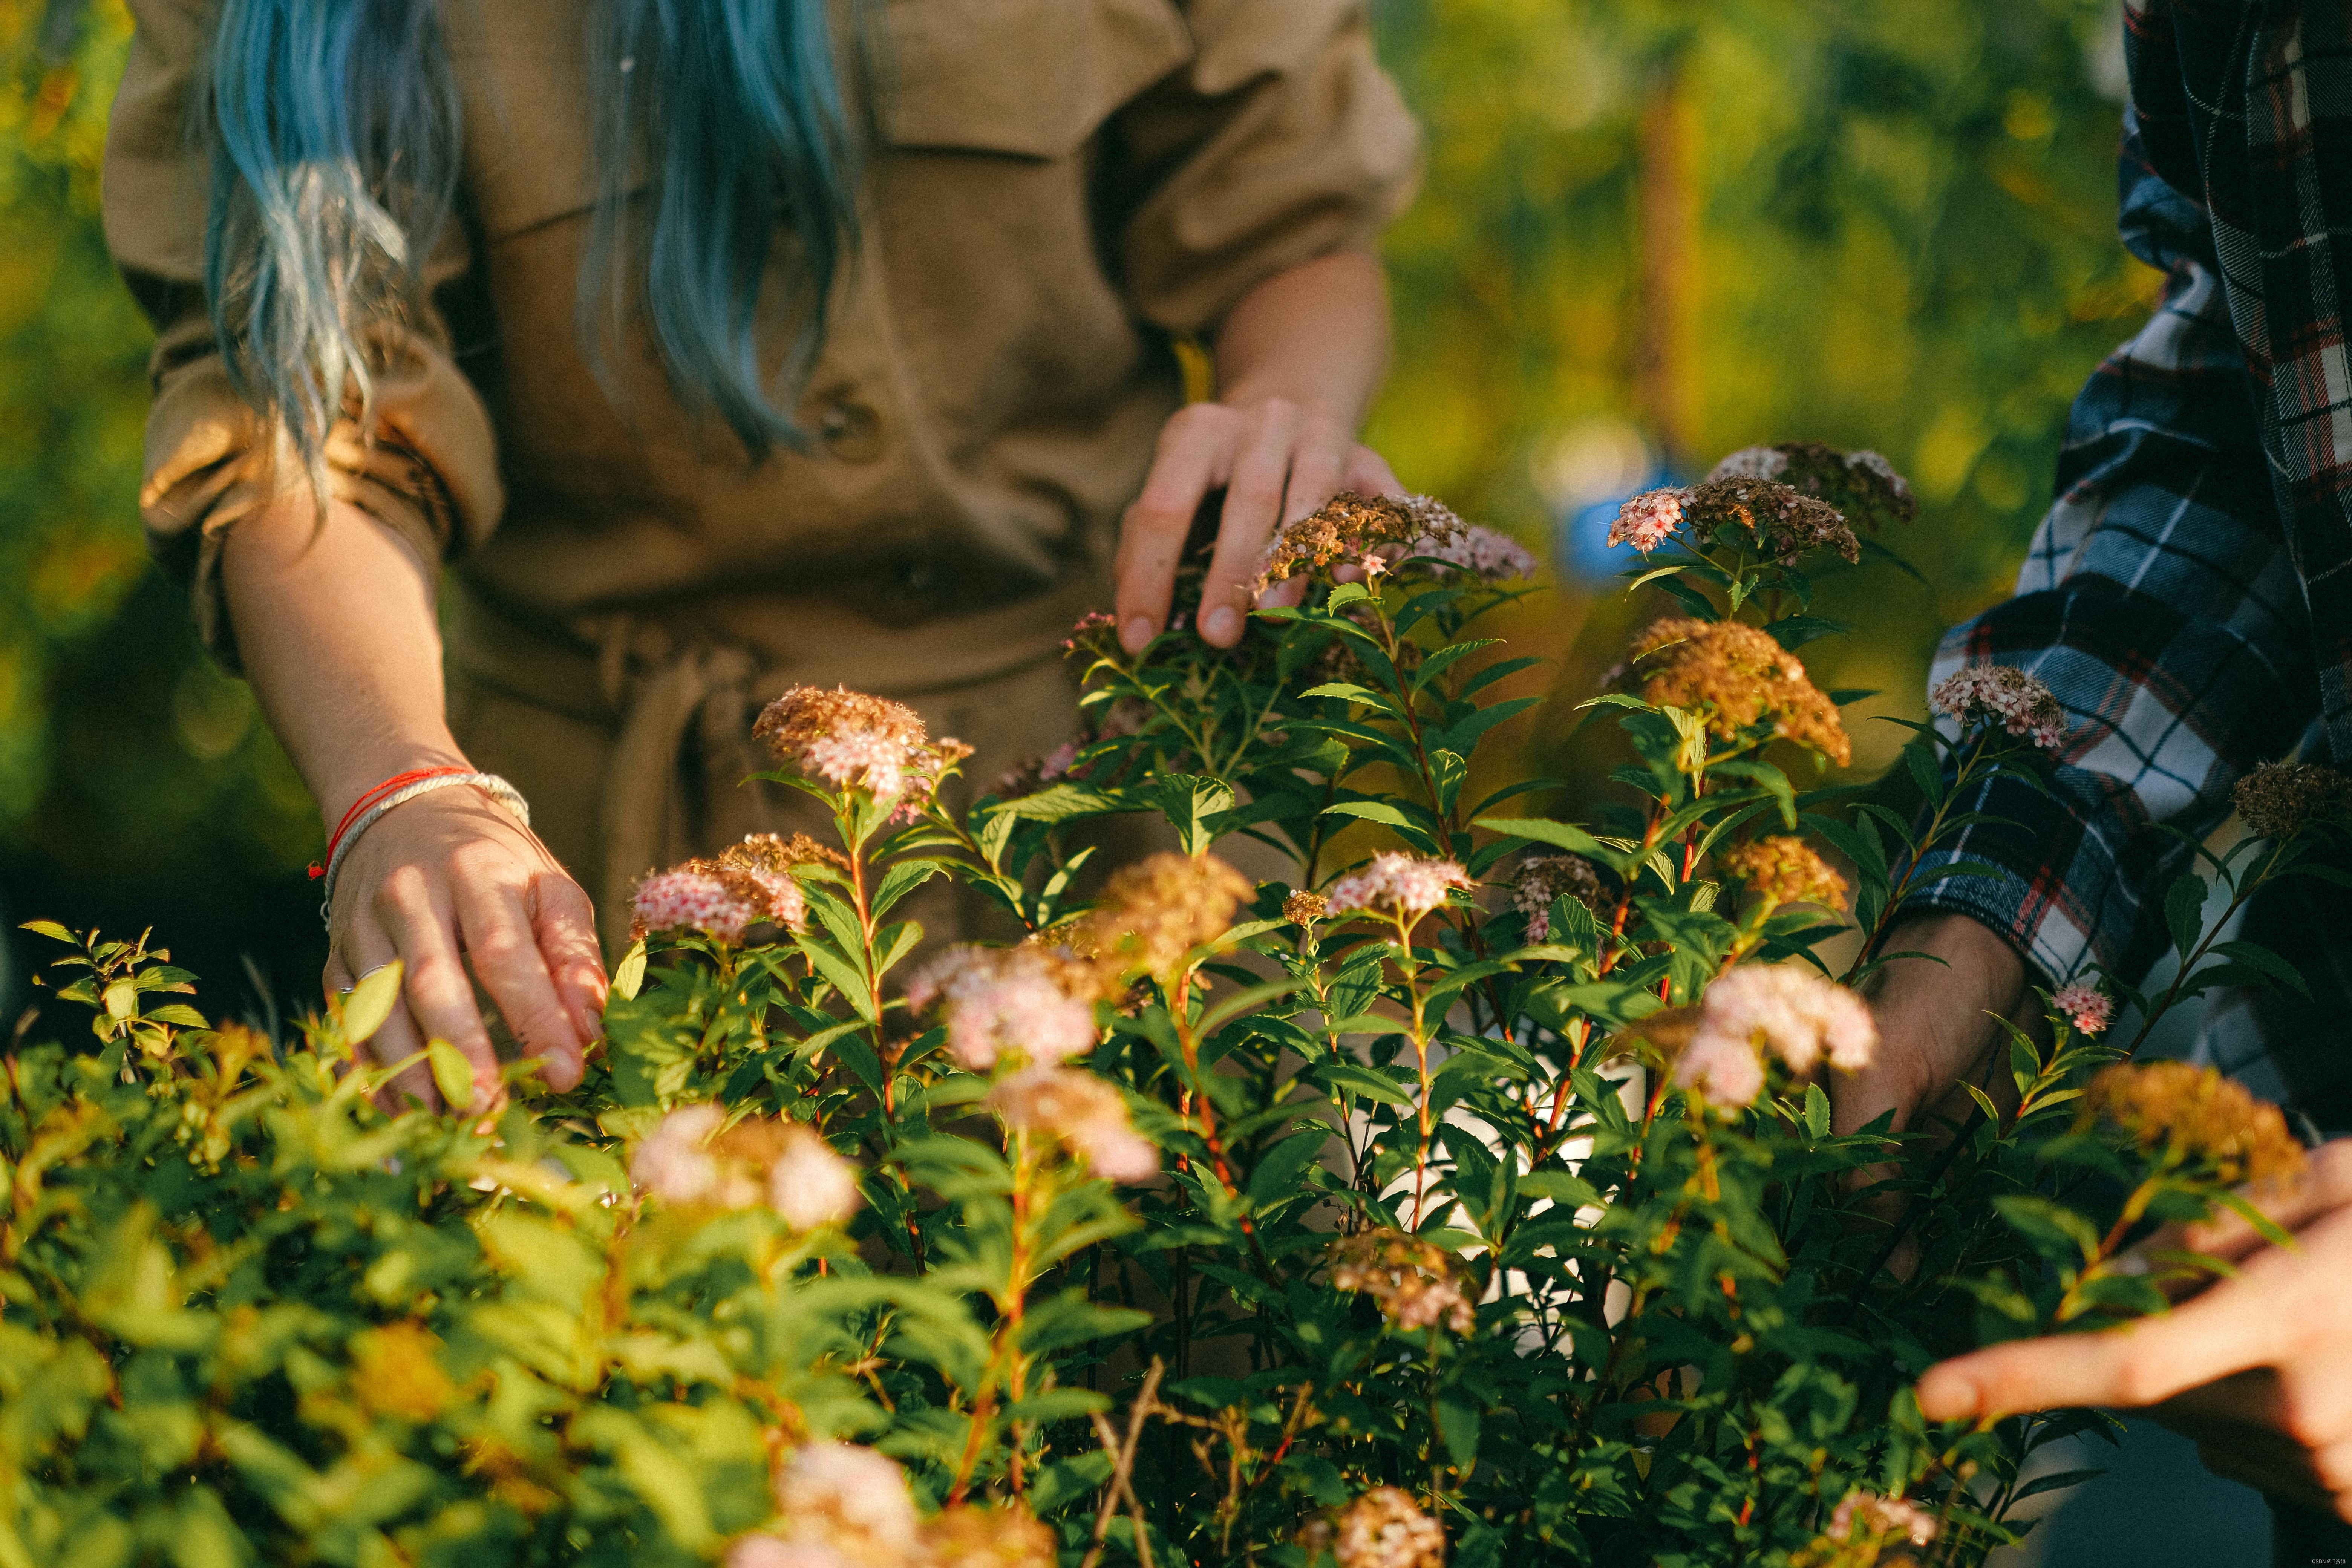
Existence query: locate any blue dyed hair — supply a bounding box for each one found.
[202,0,860,486]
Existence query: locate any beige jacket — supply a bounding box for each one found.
[104,0,1419,945]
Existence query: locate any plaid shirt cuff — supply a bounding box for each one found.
[1896,766,2097,991]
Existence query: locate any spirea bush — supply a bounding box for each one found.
[6,446,2339,1567]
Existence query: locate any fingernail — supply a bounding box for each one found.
[1203,606,1239,643]
[1121,616,1155,653]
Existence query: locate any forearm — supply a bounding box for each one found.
[1211,248,1390,428]
[219,493,466,829]
[1835,910,2034,1135]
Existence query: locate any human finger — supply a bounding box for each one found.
[1916,1279,2283,1421]
[1197,399,1300,648]
[453,872,585,1096]
[1116,403,1238,654]
[533,872,607,1072]
[374,864,501,1113]
[1340,442,1404,501]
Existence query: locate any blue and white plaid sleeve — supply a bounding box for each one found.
[1896,122,2319,990]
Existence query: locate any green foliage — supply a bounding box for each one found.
[9,470,2331,1565]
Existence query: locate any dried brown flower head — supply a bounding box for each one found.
[1285,890,1331,926]
[1683,475,1859,564]
[1299,1485,1446,1568]
[1082,851,1254,980]
[1254,491,1467,590]
[1717,836,1848,912]
[2233,761,2352,841]
[1512,854,1602,942]
[1710,442,1916,534]
[922,1503,1057,1568]
[2077,1061,2307,1187]
[1328,1229,1475,1335]
[1930,665,2066,752]
[1630,618,1852,766]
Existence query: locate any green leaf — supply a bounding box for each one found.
[1298,680,1387,705]
[18,919,74,942]
[342,961,404,1046]
[1475,816,1608,857]
[1314,1062,1412,1107]
[612,939,648,1001]
[1803,1082,1831,1139]
[426,1041,476,1108]
[2164,872,2210,961]
[1764,614,1851,650]
[1322,799,1416,829]
[1437,1398,1482,1467]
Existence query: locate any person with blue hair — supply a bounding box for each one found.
[103,0,1420,1104]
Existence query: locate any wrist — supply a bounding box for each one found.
[316,742,472,833]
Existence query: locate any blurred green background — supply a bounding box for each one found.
[0,0,2149,1017]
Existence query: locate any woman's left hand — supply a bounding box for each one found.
[1916,1139,2352,1521]
[1114,393,1401,654]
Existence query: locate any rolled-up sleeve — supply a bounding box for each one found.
[1111,0,1421,335]
[1896,115,2317,989]
[105,0,502,668]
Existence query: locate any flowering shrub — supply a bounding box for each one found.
[5,451,2338,1566]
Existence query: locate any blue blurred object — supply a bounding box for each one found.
[1531,417,1687,585]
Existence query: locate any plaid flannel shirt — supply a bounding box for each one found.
[1903,0,2352,1128]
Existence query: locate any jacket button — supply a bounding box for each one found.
[816,398,884,464]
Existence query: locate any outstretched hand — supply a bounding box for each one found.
[1113,394,1402,654]
[1918,1141,2352,1522]
[325,787,604,1112]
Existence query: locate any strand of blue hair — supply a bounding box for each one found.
[202,0,861,489]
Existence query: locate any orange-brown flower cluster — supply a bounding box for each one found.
[1253,491,1466,590]
[1718,836,1848,913]
[1285,890,1331,926]
[1328,1228,1475,1335]
[753,686,972,809]
[2233,760,2352,841]
[1298,1486,1447,1568]
[1081,851,1254,980]
[2076,1061,2307,1187]
[1630,619,1851,766]
[922,1502,1057,1567]
[1682,475,1859,564]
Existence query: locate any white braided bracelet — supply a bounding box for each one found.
[318,772,531,924]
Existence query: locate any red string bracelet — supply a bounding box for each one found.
[308,766,472,880]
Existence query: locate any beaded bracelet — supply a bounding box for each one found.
[317,772,531,925]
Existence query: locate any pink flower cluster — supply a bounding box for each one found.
[1412,523,1539,582]
[2053,980,2113,1037]
[630,1104,862,1229]
[1324,853,1473,920]
[1608,487,1687,553]
[633,870,759,944]
[987,1066,1158,1181]
[757,1441,921,1565]
[753,686,970,815]
[1674,964,1877,1110]
[903,945,1098,1072]
[1929,664,2067,752]
[1708,447,1790,482]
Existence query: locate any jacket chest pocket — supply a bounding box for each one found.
[876,0,1193,159]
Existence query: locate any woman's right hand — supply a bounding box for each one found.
[323,784,605,1111]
